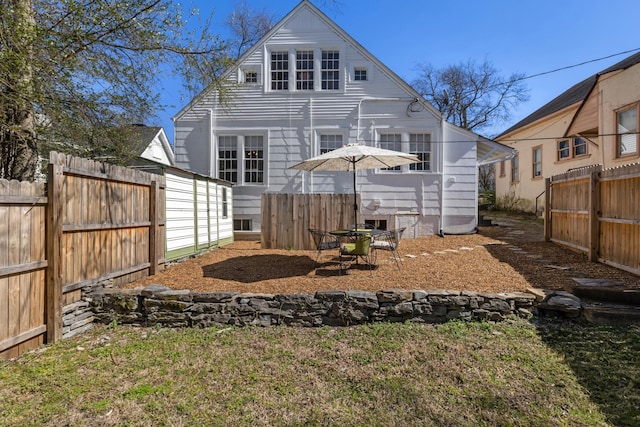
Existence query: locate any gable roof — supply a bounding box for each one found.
[131,125,175,166]
[174,0,442,121]
[497,50,640,138]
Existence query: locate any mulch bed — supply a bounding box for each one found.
[125,222,640,295]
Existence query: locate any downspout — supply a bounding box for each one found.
[438,115,445,237]
[209,107,215,178]
[308,97,313,193]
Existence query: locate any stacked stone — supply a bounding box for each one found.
[90,286,538,328]
[62,300,94,338]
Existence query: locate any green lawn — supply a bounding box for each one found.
[1,319,639,426]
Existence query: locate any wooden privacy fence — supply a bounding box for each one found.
[0,180,47,360]
[1,152,166,360]
[545,163,640,275]
[261,193,359,250]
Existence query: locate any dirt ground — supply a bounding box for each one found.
[126,213,639,295]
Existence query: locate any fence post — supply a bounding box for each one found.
[588,170,600,262]
[149,180,159,275]
[46,161,63,343]
[544,178,551,242]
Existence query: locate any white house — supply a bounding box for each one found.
[173,0,513,238]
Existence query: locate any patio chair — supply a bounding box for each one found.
[339,233,373,275]
[369,227,406,271]
[308,228,341,266]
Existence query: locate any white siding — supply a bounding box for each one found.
[165,171,196,252]
[196,179,209,247]
[173,2,486,237]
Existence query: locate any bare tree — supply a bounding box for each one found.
[412,59,529,135]
[226,2,275,60]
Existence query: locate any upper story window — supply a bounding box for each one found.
[511,154,519,183]
[319,134,342,154]
[617,104,639,157]
[270,51,289,90]
[409,133,431,171]
[557,137,588,161]
[532,146,542,178]
[354,67,367,81]
[296,50,314,90]
[244,70,257,84]
[321,50,340,90]
[379,134,401,171]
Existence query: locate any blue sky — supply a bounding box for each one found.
[157,0,640,141]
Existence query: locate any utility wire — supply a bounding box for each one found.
[354,131,639,145]
[511,47,640,84]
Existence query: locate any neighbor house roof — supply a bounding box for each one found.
[497,50,640,138]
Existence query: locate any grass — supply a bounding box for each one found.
[1,319,639,426]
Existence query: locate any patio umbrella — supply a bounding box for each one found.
[289,143,420,227]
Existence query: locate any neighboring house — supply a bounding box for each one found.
[173,0,513,239]
[130,124,175,167]
[495,51,640,214]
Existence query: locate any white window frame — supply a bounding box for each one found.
[378,133,402,171]
[216,131,268,187]
[375,130,435,174]
[270,50,289,91]
[318,132,344,154]
[239,64,262,85]
[266,47,344,93]
[295,49,314,91]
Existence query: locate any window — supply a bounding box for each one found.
[296,50,314,90]
[364,219,387,230]
[218,136,238,182]
[499,160,506,178]
[617,105,638,157]
[354,67,367,81]
[234,219,252,231]
[379,134,402,171]
[321,50,340,90]
[409,133,431,171]
[222,188,228,219]
[511,154,519,183]
[558,139,570,160]
[244,135,264,184]
[557,137,588,161]
[532,146,542,178]
[219,134,266,185]
[244,70,257,84]
[320,134,342,154]
[270,51,289,90]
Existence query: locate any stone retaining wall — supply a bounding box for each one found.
[88,285,561,328]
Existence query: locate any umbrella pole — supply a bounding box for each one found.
[353,170,357,228]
